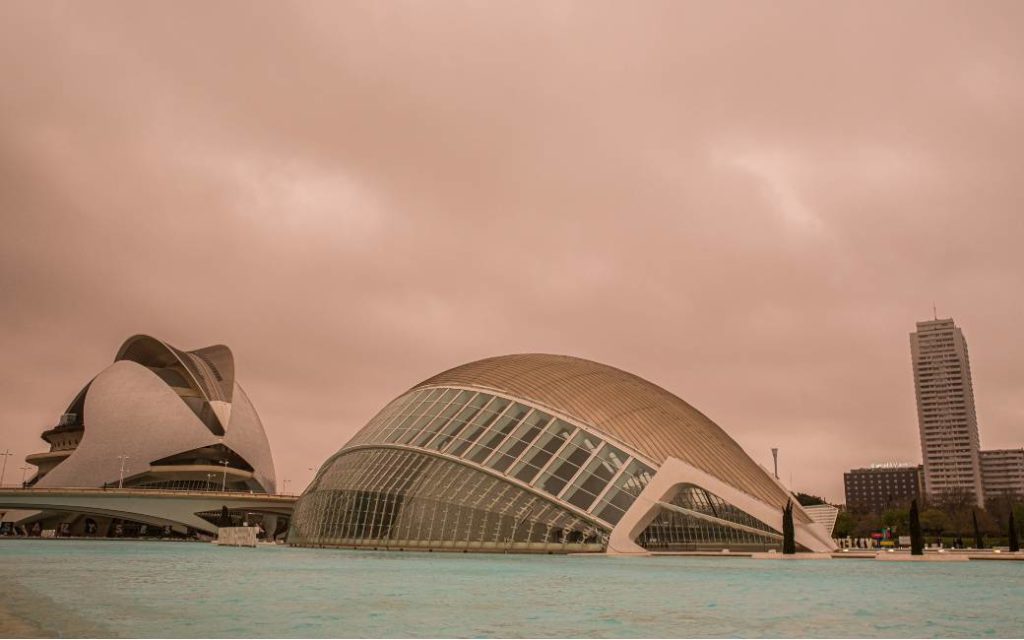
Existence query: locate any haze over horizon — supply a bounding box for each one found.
[2,1,1023,503]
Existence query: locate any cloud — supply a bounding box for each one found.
[1,1,1023,503]
[714,147,823,233]
[203,151,387,242]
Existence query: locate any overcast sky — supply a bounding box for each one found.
[2,1,1022,502]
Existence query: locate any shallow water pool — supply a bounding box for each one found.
[1,541,1021,637]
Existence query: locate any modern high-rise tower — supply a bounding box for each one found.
[910,318,985,507]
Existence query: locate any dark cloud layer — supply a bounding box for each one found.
[2,1,1022,501]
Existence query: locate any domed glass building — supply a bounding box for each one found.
[290,355,835,553]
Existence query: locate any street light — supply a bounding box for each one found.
[117,454,130,488]
[19,466,30,487]
[0,449,12,487]
[219,460,229,492]
[282,478,290,495]
[206,472,215,491]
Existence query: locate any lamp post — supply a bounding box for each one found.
[282,478,290,495]
[0,449,12,487]
[771,448,779,480]
[219,460,229,492]
[117,454,130,488]
[19,466,30,487]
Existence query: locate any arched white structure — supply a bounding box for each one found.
[0,488,294,536]
[27,335,276,494]
[291,354,835,553]
[607,457,835,554]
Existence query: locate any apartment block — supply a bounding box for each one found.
[910,318,985,506]
[980,448,1024,499]
[844,464,924,513]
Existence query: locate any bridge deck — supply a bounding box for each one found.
[0,488,297,535]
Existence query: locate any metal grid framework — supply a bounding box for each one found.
[331,385,657,528]
[294,355,816,553]
[414,354,802,514]
[289,448,605,552]
[636,484,782,551]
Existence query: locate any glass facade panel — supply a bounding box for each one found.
[425,393,491,451]
[444,397,511,457]
[485,409,550,473]
[509,419,576,485]
[536,431,599,496]
[635,484,781,551]
[464,403,532,464]
[562,443,627,511]
[289,447,608,552]
[366,389,426,444]
[406,390,475,447]
[594,460,655,525]
[335,385,660,530]
[384,388,456,444]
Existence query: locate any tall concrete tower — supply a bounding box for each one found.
[910,318,985,507]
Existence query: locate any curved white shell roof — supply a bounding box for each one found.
[35,335,276,493]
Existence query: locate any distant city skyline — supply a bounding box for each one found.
[2,3,1023,505]
[839,315,1024,509]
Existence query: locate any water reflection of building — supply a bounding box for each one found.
[291,354,835,553]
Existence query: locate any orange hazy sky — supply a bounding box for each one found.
[2,1,1022,502]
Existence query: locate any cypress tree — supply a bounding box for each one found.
[909,499,924,556]
[782,499,796,554]
[972,510,984,549]
[1010,509,1020,553]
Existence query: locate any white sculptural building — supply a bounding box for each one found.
[18,335,279,535]
[290,354,835,553]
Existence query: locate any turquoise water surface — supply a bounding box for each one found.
[1,540,1022,638]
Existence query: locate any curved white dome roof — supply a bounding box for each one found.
[33,335,276,493]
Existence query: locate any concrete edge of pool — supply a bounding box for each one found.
[589,548,1024,561]
[5,538,1024,562]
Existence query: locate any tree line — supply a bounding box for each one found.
[823,489,1024,548]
